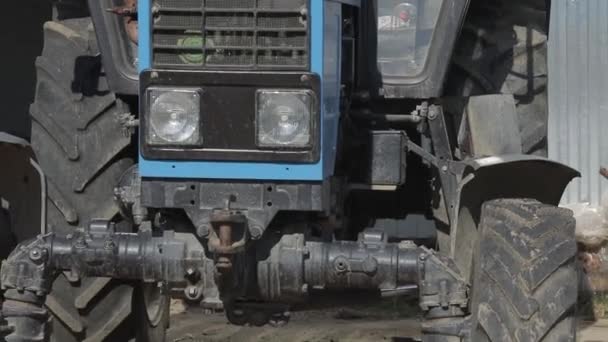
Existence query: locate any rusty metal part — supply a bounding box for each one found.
[208,210,248,255]
[217,224,234,270]
[219,224,232,248]
[209,208,248,272]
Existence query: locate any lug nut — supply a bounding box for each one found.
[29,248,44,262]
[250,226,264,240]
[185,286,199,299]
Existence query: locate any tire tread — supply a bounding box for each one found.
[472,199,578,342]
[30,18,135,342]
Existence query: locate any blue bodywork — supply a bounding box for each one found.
[138,0,343,181]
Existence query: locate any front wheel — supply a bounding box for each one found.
[30,18,169,341]
[426,199,579,341]
[470,199,578,341]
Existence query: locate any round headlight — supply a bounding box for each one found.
[257,91,312,147]
[149,90,200,145]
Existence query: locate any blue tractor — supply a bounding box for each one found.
[1,0,581,341]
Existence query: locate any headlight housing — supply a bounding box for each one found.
[256,90,314,148]
[147,88,201,146]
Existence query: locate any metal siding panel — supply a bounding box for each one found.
[548,0,608,206]
[137,0,326,181]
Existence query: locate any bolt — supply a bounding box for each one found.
[441,165,449,173]
[334,257,349,273]
[301,284,309,294]
[197,224,211,239]
[428,108,438,120]
[29,248,43,262]
[186,286,199,299]
[419,253,427,261]
[250,226,264,240]
[186,268,196,276]
[104,240,116,250]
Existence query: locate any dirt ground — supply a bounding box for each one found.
[167,306,608,342]
[167,307,421,342]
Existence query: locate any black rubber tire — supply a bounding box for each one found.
[446,0,549,155]
[468,199,578,341]
[0,204,15,261]
[30,19,167,342]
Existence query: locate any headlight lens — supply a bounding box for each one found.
[147,88,200,146]
[256,90,313,148]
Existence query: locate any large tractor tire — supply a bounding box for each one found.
[468,199,578,341]
[30,18,168,341]
[447,0,549,155]
[431,199,578,341]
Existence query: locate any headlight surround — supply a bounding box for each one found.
[256,90,314,148]
[147,88,201,146]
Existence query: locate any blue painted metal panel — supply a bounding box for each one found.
[137,0,337,181]
[138,0,151,74]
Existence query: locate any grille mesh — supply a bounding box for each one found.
[152,0,309,70]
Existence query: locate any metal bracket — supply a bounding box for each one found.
[417,248,468,318]
[405,104,465,226]
[426,105,461,226]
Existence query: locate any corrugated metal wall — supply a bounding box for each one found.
[548,0,608,207]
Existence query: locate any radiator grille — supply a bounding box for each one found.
[152,0,309,70]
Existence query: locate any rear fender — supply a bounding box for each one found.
[457,155,580,210]
[0,133,46,240]
[445,155,578,259]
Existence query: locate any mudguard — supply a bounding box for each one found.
[438,154,579,232]
[442,154,579,259]
[0,133,46,241]
[458,155,580,208]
